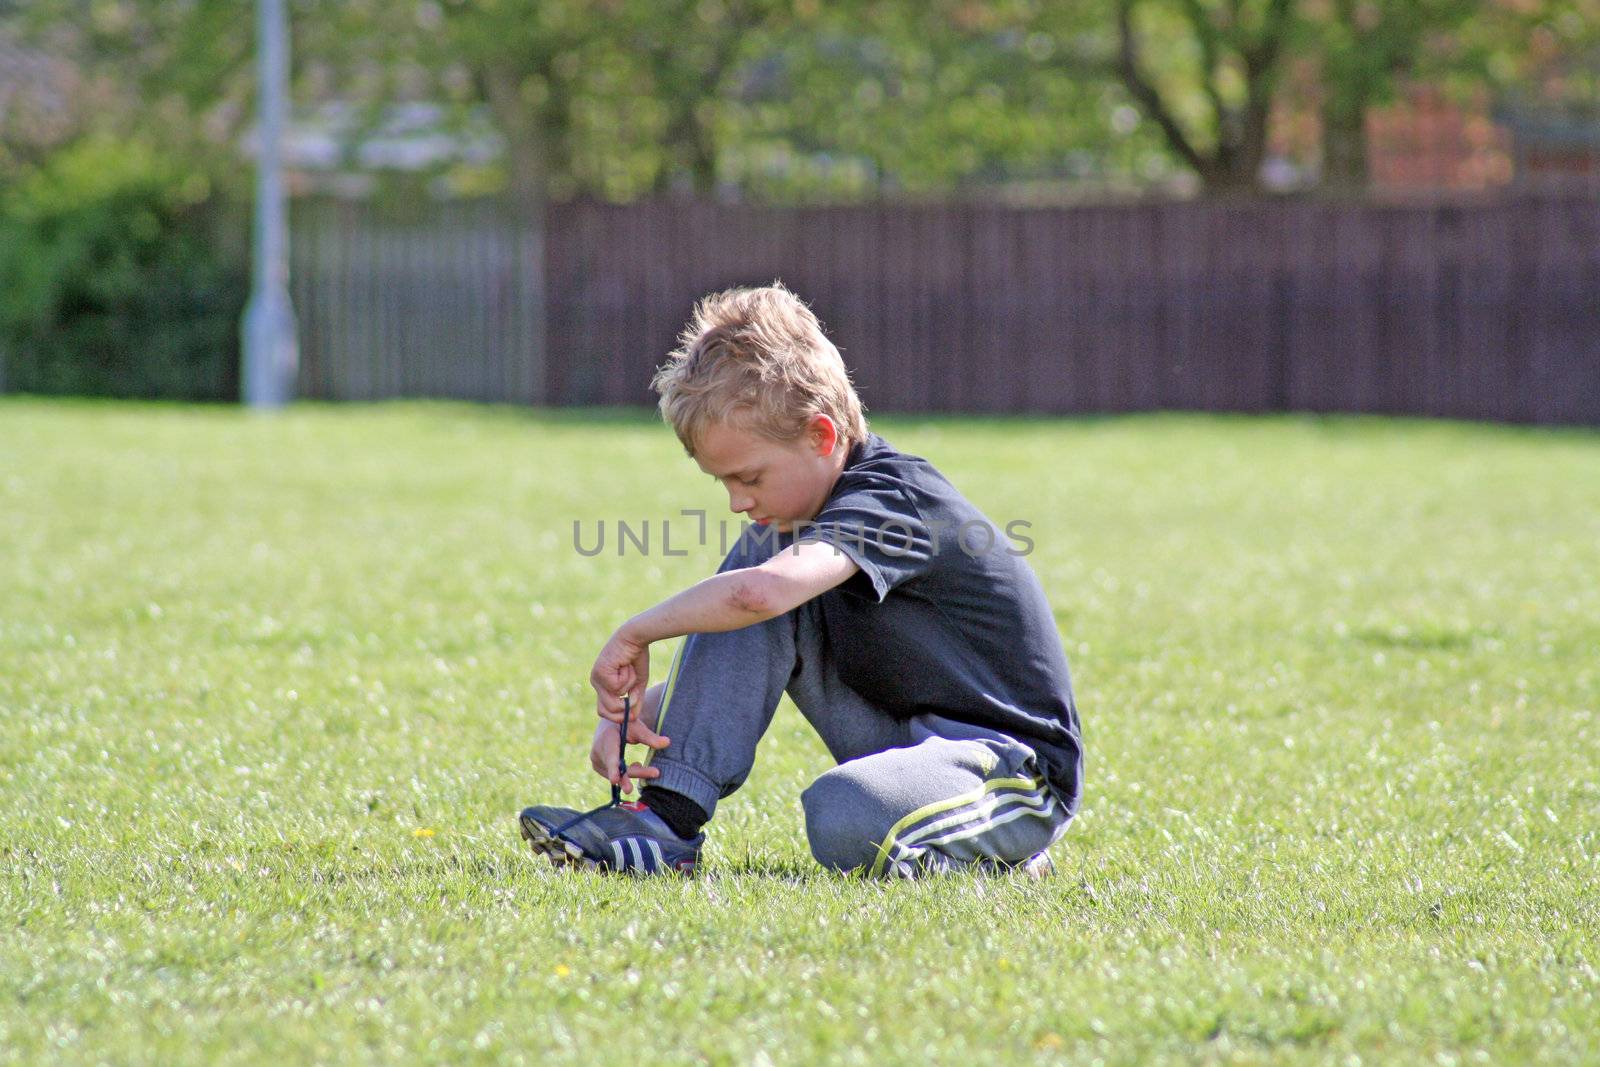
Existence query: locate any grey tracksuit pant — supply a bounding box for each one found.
[645,526,1074,876]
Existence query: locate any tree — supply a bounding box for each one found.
[624,0,796,195]
[1305,0,1511,189]
[726,0,1126,199]
[1106,0,1296,192]
[335,0,790,200]
[1,0,427,186]
[419,0,597,202]
[1100,0,1600,192]
[14,0,1598,202]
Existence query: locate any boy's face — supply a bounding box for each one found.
[694,415,847,534]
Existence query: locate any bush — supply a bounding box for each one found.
[0,139,247,400]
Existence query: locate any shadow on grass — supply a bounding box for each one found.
[290,849,830,888]
[1349,624,1493,650]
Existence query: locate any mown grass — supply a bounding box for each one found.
[1,397,1596,1065]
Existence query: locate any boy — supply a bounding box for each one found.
[521,284,1082,877]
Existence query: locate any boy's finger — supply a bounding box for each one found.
[631,723,670,749]
[625,762,660,780]
[592,670,630,702]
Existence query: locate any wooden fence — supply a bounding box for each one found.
[290,193,1600,424]
[291,198,544,403]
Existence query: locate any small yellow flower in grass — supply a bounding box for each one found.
[555,964,571,978]
[1034,1033,1064,1051]
[412,828,435,838]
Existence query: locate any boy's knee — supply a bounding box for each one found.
[800,768,886,873]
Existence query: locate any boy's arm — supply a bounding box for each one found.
[627,540,858,642]
[591,542,858,720]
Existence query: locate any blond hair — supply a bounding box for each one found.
[651,282,869,457]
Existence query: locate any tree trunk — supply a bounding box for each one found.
[478,64,551,203]
[1200,161,1262,195]
[1321,100,1368,191]
[688,112,718,195]
[476,63,550,404]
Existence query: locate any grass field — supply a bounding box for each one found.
[2,398,1597,1065]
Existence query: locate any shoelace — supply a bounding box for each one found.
[549,693,632,840]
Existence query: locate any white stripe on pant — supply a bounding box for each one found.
[883,783,1059,875]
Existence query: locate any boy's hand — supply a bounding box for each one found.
[590,626,650,722]
[589,715,669,794]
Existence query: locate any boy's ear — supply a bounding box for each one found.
[809,414,839,456]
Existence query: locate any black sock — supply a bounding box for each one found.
[639,786,709,839]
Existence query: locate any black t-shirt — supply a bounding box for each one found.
[794,432,1083,810]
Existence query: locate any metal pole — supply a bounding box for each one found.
[241,0,298,408]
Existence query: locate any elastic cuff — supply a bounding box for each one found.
[645,758,723,820]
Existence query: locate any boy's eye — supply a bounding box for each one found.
[739,476,760,488]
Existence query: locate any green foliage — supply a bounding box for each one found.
[10,1,1600,202]
[1,403,1598,1064]
[0,138,246,400]
[728,1,1142,199]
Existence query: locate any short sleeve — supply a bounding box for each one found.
[795,476,934,602]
